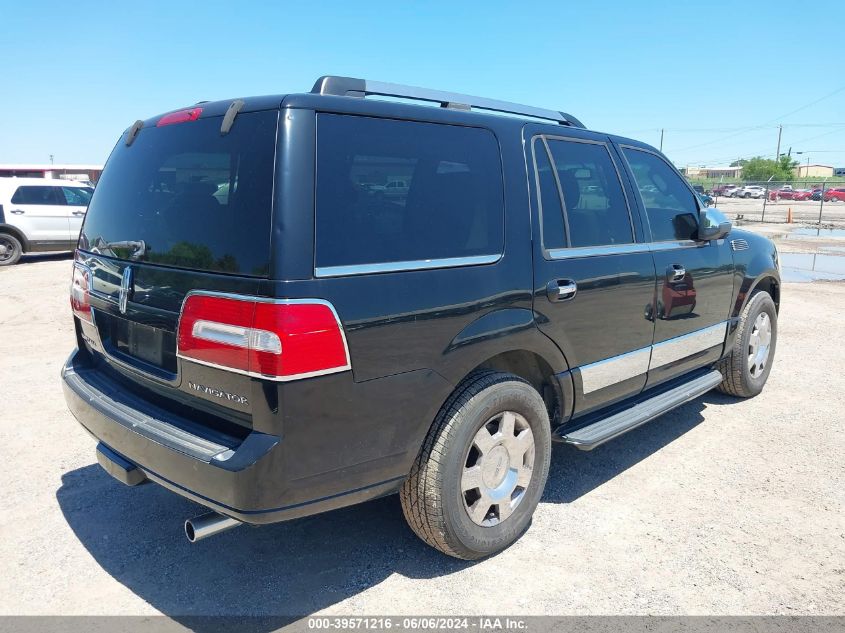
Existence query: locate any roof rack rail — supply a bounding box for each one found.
[311,76,585,128]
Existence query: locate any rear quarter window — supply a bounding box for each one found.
[314,114,504,273]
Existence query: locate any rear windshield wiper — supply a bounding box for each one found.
[90,238,147,261]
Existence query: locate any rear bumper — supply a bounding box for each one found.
[61,349,404,524]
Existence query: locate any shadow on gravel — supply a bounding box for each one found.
[17,251,73,265]
[57,396,715,629]
[57,464,475,629]
[543,398,709,503]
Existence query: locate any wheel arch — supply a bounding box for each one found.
[0,224,29,252]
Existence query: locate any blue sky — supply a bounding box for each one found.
[2,0,844,169]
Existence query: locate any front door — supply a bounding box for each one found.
[60,185,93,242]
[620,146,734,388]
[527,130,657,416]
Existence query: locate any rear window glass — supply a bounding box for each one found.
[80,111,278,276]
[315,114,504,271]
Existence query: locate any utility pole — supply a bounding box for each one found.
[775,125,783,160]
[659,129,664,152]
[49,154,54,165]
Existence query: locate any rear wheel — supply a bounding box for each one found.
[717,291,777,397]
[400,371,551,559]
[0,233,22,266]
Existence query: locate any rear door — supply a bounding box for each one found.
[527,128,657,416]
[619,145,734,387]
[8,185,72,245]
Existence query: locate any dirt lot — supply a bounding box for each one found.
[0,252,843,620]
[715,196,845,226]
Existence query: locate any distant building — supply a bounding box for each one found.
[682,165,743,179]
[0,164,103,183]
[834,167,845,177]
[794,164,834,178]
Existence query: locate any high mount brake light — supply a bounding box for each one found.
[156,108,203,127]
[70,262,93,323]
[177,293,351,381]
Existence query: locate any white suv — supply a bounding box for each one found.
[732,185,766,199]
[0,178,93,265]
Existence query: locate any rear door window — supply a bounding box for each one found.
[623,148,700,242]
[11,186,64,205]
[80,111,278,276]
[542,138,633,248]
[532,138,567,250]
[314,114,504,272]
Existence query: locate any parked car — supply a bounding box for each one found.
[768,187,798,201]
[790,189,813,201]
[0,177,93,265]
[737,185,766,199]
[711,184,740,197]
[823,188,845,202]
[697,192,713,207]
[62,75,781,559]
[811,188,825,201]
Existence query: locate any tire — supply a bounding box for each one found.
[400,371,552,560]
[717,291,777,398]
[0,233,22,266]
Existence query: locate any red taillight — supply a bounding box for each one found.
[70,263,93,323]
[177,293,350,381]
[156,107,202,127]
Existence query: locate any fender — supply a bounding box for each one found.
[724,229,780,355]
[441,307,575,422]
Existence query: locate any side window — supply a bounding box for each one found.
[11,186,63,205]
[533,138,566,250]
[62,187,93,206]
[315,114,504,270]
[623,148,700,242]
[545,139,633,248]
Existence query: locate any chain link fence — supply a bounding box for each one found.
[691,180,845,225]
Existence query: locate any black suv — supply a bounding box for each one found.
[62,76,780,559]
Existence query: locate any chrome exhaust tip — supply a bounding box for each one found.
[185,511,241,543]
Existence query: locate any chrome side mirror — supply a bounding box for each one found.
[698,208,732,241]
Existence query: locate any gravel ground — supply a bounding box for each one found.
[0,252,843,620]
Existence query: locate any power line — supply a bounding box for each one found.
[669,85,845,153]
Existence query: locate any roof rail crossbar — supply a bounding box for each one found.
[311,76,584,128]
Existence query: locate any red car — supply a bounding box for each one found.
[768,187,797,201]
[823,188,845,202]
[712,184,739,196]
[791,189,813,201]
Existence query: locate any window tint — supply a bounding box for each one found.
[623,148,699,242]
[80,111,277,276]
[11,186,63,205]
[315,114,504,269]
[545,139,633,248]
[533,139,566,250]
[62,186,93,206]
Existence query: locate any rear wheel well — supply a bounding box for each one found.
[753,276,780,312]
[0,226,28,252]
[471,350,561,425]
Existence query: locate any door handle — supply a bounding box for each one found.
[667,264,686,282]
[10,209,24,215]
[72,211,85,216]
[547,279,577,302]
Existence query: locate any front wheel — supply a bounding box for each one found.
[0,233,22,266]
[717,291,777,397]
[400,371,551,559]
